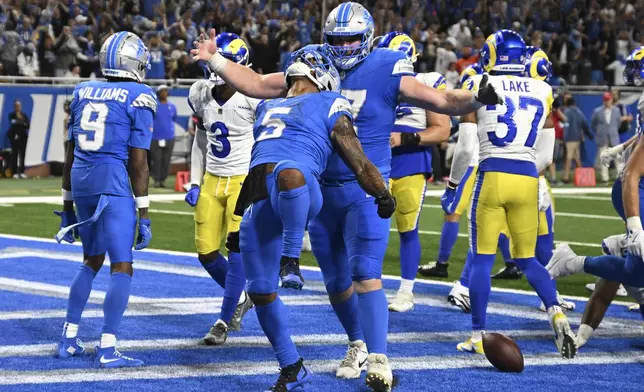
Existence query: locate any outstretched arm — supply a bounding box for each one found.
[330,115,389,198]
[399,74,504,116]
[191,28,287,99]
[128,147,149,220]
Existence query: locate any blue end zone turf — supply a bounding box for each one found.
[0,235,642,392]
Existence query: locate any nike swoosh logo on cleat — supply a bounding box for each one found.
[100,356,120,364]
[359,358,368,368]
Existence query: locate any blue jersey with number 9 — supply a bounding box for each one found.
[322,48,415,181]
[250,91,353,178]
[68,80,157,197]
[469,74,553,177]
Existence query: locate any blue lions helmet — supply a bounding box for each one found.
[285,45,341,93]
[203,33,250,85]
[459,63,484,88]
[99,31,150,82]
[377,31,418,63]
[323,2,375,70]
[524,46,552,81]
[624,47,644,86]
[480,29,526,74]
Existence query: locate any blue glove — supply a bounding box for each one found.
[441,184,459,215]
[54,210,78,243]
[135,218,152,250]
[185,185,200,207]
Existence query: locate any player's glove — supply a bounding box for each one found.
[626,217,644,257]
[400,132,421,147]
[474,74,504,106]
[135,218,152,250]
[441,182,459,215]
[538,176,552,212]
[600,145,624,168]
[185,185,200,207]
[53,210,79,243]
[374,191,396,219]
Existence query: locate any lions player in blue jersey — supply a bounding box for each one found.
[376,31,451,312]
[192,3,503,389]
[230,46,395,392]
[53,31,156,368]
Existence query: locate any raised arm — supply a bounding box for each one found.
[399,74,504,116]
[330,115,388,197]
[191,29,287,99]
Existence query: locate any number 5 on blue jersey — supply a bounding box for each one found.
[486,95,544,147]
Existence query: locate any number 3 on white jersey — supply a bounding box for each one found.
[257,107,291,141]
[341,89,366,135]
[78,102,108,151]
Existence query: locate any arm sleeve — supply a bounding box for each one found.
[448,122,477,184]
[535,128,555,172]
[326,96,354,131]
[128,91,158,150]
[387,52,415,106]
[190,128,207,185]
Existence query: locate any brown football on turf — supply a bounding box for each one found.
[482,332,524,373]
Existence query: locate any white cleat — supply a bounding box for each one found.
[302,231,312,253]
[447,281,471,313]
[601,234,627,256]
[336,340,368,379]
[550,310,577,359]
[365,353,393,392]
[586,282,629,297]
[546,244,585,279]
[539,291,576,312]
[388,291,414,312]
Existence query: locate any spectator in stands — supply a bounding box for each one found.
[17,43,39,77]
[54,26,79,77]
[150,85,177,189]
[562,94,592,183]
[147,33,168,80]
[38,33,57,77]
[0,21,21,76]
[592,91,622,184]
[64,63,80,80]
[435,37,457,77]
[76,30,99,78]
[549,95,567,185]
[7,100,29,179]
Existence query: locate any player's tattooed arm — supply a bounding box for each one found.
[330,115,388,198]
[399,74,503,116]
[129,147,150,219]
[62,139,75,212]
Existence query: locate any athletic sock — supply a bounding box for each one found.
[438,221,459,263]
[514,257,558,308]
[459,249,474,288]
[255,297,300,368]
[65,264,97,326]
[399,229,421,281]
[535,233,554,266]
[220,251,246,324]
[102,272,132,337]
[469,254,495,331]
[398,279,414,294]
[357,289,388,354]
[202,253,228,288]
[331,291,365,342]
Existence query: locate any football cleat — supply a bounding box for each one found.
[336,340,368,379]
[55,336,85,358]
[280,257,305,290]
[491,264,523,279]
[229,291,254,332]
[586,282,629,297]
[388,291,414,312]
[539,292,576,312]
[365,353,393,392]
[550,311,577,359]
[601,234,627,256]
[94,346,144,368]
[546,244,585,279]
[456,338,484,354]
[628,303,641,312]
[448,281,471,313]
[204,320,228,345]
[266,358,311,392]
[302,231,312,253]
[417,261,448,278]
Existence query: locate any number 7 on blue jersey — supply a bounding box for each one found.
[486,95,544,148]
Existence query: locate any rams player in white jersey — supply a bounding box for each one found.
[441,30,576,358]
[375,32,451,312]
[185,33,258,345]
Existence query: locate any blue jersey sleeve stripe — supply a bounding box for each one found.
[434,76,446,89]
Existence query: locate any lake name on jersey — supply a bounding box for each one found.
[78,86,129,103]
[501,80,531,93]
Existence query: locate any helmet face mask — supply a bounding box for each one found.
[323,2,375,70]
[285,45,341,93]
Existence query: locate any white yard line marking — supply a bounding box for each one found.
[0,352,641,385]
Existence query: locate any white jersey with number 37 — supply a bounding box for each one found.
[188,80,260,177]
[470,74,553,164]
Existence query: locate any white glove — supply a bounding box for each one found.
[538,176,552,212]
[626,217,644,257]
[600,148,618,168]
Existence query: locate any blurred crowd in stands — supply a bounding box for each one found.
[1,0,644,85]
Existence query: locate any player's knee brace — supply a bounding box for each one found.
[324,275,353,295]
[349,255,381,282]
[226,231,240,253]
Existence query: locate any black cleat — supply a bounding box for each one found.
[280,256,304,290]
[491,264,523,280]
[418,261,448,278]
[265,358,312,392]
[203,320,228,345]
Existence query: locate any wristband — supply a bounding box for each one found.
[207,52,228,74]
[627,216,642,231]
[136,196,150,209]
[446,180,459,189]
[610,144,625,155]
[62,189,73,201]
